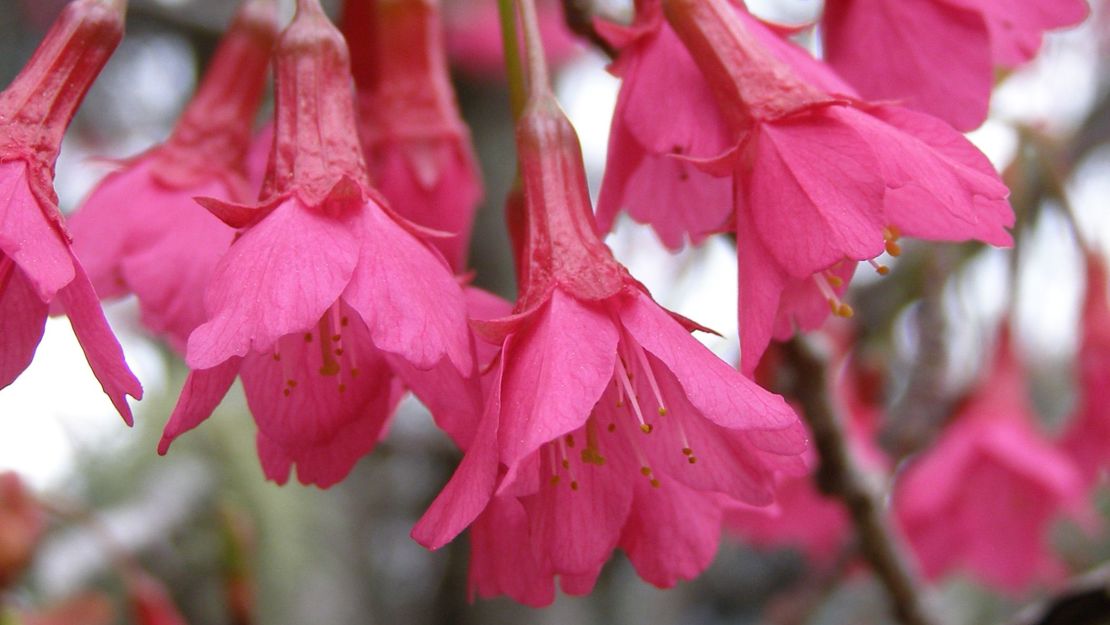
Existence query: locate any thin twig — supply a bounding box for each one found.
[781,336,942,625]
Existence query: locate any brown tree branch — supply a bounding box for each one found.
[781,336,942,625]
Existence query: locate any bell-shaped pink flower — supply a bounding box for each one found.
[1061,253,1110,487]
[159,0,473,488]
[67,0,278,352]
[823,0,1089,130]
[599,0,1013,374]
[0,0,141,423]
[411,95,807,604]
[341,0,483,272]
[895,331,1086,592]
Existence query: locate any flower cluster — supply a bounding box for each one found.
[0,0,1098,612]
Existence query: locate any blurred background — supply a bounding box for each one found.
[0,0,1108,623]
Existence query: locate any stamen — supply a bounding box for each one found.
[318,317,341,376]
[614,357,651,433]
[813,273,854,318]
[868,259,890,275]
[883,226,902,257]
[628,338,667,416]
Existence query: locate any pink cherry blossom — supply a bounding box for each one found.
[600,0,1013,374]
[823,0,1089,130]
[159,0,473,487]
[67,0,277,352]
[1061,253,1110,487]
[0,0,141,423]
[342,0,483,272]
[411,95,807,603]
[895,332,1086,592]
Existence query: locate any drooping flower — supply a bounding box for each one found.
[411,92,807,604]
[599,0,1013,374]
[341,0,483,272]
[159,0,473,488]
[0,0,141,423]
[1061,252,1110,487]
[822,0,1089,130]
[894,330,1086,592]
[67,0,278,352]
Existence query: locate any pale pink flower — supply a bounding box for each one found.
[1061,253,1110,487]
[895,332,1086,592]
[159,0,473,487]
[67,0,277,351]
[342,0,483,272]
[0,0,141,423]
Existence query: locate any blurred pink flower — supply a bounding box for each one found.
[442,0,580,77]
[895,332,1086,592]
[159,0,472,487]
[128,573,188,625]
[0,473,44,590]
[1061,252,1110,487]
[0,0,141,423]
[342,0,483,272]
[599,0,1013,375]
[67,0,277,352]
[411,97,807,604]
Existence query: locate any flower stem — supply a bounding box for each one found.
[516,0,552,102]
[782,336,943,625]
[497,0,526,120]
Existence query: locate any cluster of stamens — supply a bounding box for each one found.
[544,336,702,494]
[813,225,904,318]
[273,304,361,398]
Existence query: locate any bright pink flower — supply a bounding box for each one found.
[0,0,141,423]
[341,0,483,272]
[67,0,277,352]
[411,96,807,604]
[159,0,473,488]
[895,332,1086,592]
[600,0,1013,374]
[1061,253,1110,487]
[823,0,1088,130]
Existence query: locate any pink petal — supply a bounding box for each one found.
[411,357,501,549]
[0,161,74,301]
[620,475,723,587]
[949,0,1090,67]
[56,256,143,425]
[0,263,48,388]
[186,199,360,369]
[823,0,992,130]
[238,308,400,487]
[497,290,618,466]
[371,139,482,272]
[468,496,555,607]
[522,430,632,575]
[735,203,789,375]
[746,115,887,276]
[618,18,733,159]
[159,357,242,453]
[342,199,472,374]
[619,290,798,431]
[388,353,483,449]
[859,106,1013,246]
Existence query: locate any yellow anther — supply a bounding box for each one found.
[836,303,855,318]
[682,447,693,456]
[282,389,291,397]
[885,240,902,257]
[272,353,281,361]
[688,457,698,464]
[565,434,575,448]
[331,334,341,342]
[570,480,579,491]
[607,423,616,433]
[650,479,660,488]
[827,275,844,288]
[550,475,560,486]
[657,406,667,416]
[350,368,360,378]
[340,316,349,327]
[319,362,340,376]
[640,466,652,477]
[640,424,653,434]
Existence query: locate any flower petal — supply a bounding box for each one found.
[186,199,359,369]
[56,256,143,425]
[159,357,242,453]
[0,263,48,389]
[0,161,74,301]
